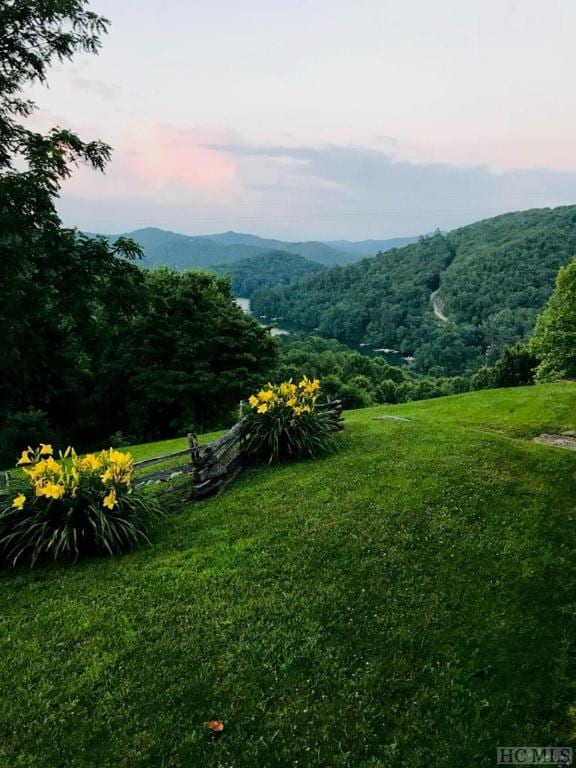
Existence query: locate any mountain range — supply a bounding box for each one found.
[90,227,420,270]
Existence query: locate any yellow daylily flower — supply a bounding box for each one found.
[257,403,269,414]
[258,389,276,403]
[44,457,63,476]
[279,380,297,397]
[103,488,117,510]
[37,482,65,500]
[248,394,259,408]
[108,449,132,466]
[79,454,102,472]
[16,450,32,466]
[12,494,26,510]
[100,467,114,484]
[39,443,53,456]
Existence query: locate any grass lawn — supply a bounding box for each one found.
[127,429,227,462]
[0,383,575,767]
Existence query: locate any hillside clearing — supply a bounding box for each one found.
[0,384,575,767]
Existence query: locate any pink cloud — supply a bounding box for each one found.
[127,126,236,191]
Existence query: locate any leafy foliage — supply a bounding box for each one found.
[271,335,471,407]
[491,342,539,387]
[211,250,325,297]
[0,444,161,565]
[97,267,278,440]
[242,377,333,463]
[531,255,576,381]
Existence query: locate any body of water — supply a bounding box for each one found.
[235,297,289,336]
[235,298,413,363]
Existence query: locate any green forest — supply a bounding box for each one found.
[211,250,325,297]
[251,207,576,375]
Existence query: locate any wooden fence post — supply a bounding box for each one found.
[188,433,199,463]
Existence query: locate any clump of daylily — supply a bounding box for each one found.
[248,376,321,416]
[243,377,334,463]
[0,444,161,567]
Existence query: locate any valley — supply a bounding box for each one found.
[251,205,576,376]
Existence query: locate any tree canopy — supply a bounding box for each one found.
[531,256,576,381]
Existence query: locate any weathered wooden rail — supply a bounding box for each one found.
[134,399,344,503]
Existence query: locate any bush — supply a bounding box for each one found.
[470,366,497,391]
[0,444,162,566]
[375,379,400,404]
[337,383,373,410]
[242,377,334,463]
[492,343,539,387]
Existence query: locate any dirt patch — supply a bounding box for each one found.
[373,415,411,422]
[534,432,576,451]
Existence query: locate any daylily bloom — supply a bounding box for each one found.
[37,482,64,500]
[248,394,259,408]
[100,467,115,484]
[79,454,102,472]
[39,443,53,456]
[279,380,296,396]
[16,450,32,466]
[103,488,117,509]
[12,494,26,510]
[257,403,269,414]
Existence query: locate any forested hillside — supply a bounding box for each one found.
[252,206,576,374]
[211,251,325,297]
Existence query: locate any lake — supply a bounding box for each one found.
[235,297,289,336]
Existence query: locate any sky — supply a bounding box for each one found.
[27,0,576,240]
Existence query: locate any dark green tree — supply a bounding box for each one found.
[109,268,278,438]
[0,1,142,455]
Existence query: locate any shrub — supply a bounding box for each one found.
[492,343,539,387]
[242,377,333,463]
[0,444,162,566]
[470,365,497,391]
[337,383,373,410]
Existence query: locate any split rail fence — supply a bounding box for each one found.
[133,399,344,505]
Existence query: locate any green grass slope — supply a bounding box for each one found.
[1,384,575,767]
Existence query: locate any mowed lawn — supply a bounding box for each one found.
[0,383,575,767]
